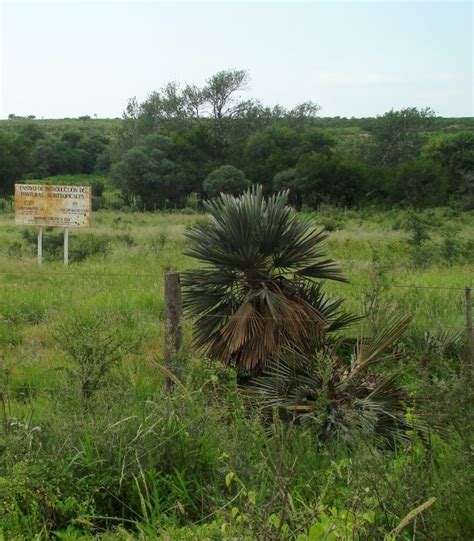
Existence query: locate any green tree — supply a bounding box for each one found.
[368,107,436,165]
[32,136,85,177]
[204,69,250,125]
[0,131,31,195]
[203,165,251,197]
[15,121,45,144]
[111,133,178,208]
[244,125,300,189]
[77,134,110,174]
[298,128,336,155]
[272,168,302,207]
[390,157,448,207]
[296,154,368,207]
[425,132,474,203]
[115,70,322,162]
[172,124,228,195]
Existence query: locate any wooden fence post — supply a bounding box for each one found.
[465,287,474,366]
[164,271,183,389]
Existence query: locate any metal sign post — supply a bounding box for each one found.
[37,227,43,265]
[64,228,69,267]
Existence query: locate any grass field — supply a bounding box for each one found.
[0,206,473,539]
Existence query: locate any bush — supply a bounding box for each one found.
[203,165,251,198]
[390,158,449,207]
[296,154,368,207]
[54,313,136,407]
[0,459,96,537]
[147,231,168,253]
[320,217,344,232]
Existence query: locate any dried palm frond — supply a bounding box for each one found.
[247,313,423,446]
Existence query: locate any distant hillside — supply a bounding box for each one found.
[0,118,121,138]
[1,116,472,139]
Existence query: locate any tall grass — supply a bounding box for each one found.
[0,206,472,538]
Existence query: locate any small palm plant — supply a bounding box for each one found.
[182,186,355,374]
[247,313,422,446]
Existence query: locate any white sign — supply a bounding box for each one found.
[14,184,91,228]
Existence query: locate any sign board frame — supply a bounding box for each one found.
[14,183,92,266]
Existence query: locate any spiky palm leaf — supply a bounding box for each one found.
[247,313,422,446]
[182,186,355,373]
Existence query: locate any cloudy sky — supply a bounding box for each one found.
[1,0,472,119]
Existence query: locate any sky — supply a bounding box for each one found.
[0,0,472,119]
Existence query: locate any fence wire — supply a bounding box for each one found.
[0,269,471,290]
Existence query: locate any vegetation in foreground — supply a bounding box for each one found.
[0,198,473,539]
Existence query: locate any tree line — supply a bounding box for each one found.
[1,69,473,209]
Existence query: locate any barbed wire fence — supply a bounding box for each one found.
[0,269,473,394]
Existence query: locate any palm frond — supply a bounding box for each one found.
[349,313,412,381]
[247,319,424,446]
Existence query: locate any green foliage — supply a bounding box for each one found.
[54,313,136,405]
[425,131,474,208]
[402,212,474,267]
[244,125,300,187]
[248,313,419,446]
[2,94,470,210]
[319,216,345,232]
[299,128,337,155]
[111,133,179,209]
[296,153,368,207]
[26,174,107,196]
[147,231,169,253]
[368,107,436,165]
[182,186,352,374]
[272,168,301,206]
[203,165,251,197]
[391,158,449,207]
[297,508,375,541]
[0,130,31,195]
[0,209,473,539]
[31,132,109,178]
[426,132,474,183]
[0,459,96,537]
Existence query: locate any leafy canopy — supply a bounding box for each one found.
[203,165,251,197]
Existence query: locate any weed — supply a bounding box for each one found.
[147,231,168,253]
[54,314,137,409]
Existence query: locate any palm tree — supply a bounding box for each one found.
[247,313,422,446]
[182,186,355,374]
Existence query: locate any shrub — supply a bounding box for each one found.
[320,217,344,232]
[390,158,449,207]
[147,231,168,253]
[296,154,368,207]
[248,313,420,447]
[203,165,251,198]
[114,232,135,246]
[0,460,96,537]
[54,314,136,407]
